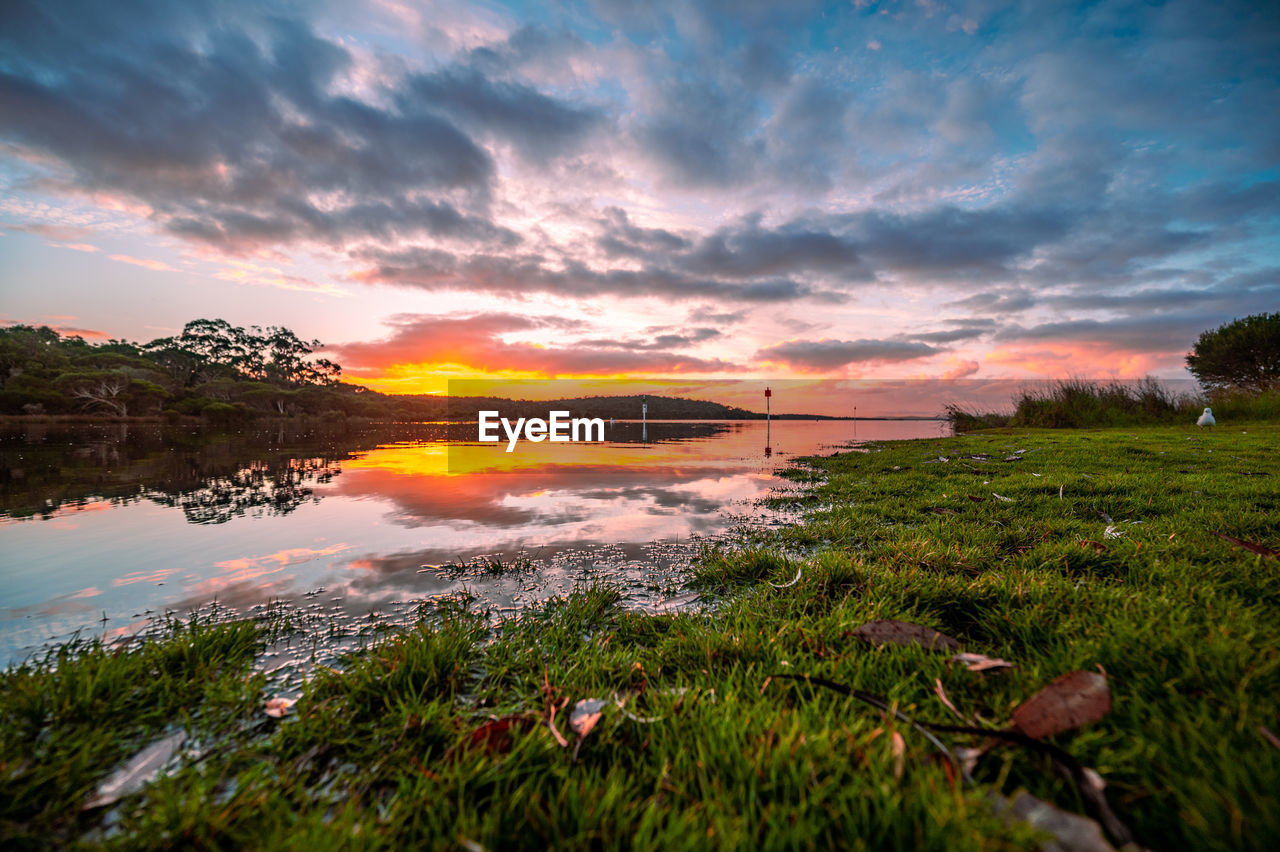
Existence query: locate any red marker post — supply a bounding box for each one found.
[764,387,772,457]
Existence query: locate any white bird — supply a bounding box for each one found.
[1197,407,1216,427]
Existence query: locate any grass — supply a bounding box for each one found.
[943,378,1280,431]
[3,423,1279,849]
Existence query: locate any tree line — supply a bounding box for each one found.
[0,319,443,421]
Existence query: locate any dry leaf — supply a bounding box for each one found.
[889,730,906,781]
[264,697,295,718]
[992,493,1014,502]
[569,698,607,739]
[1011,670,1111,739]
[851,619,961,652]
[456,715,530,756]
[934,678,964,721]
[1212,532,1279,560]
[967,495,986,503]
[83,732,185,810]
[952,652,1014,672]
[1078,540,1109,553]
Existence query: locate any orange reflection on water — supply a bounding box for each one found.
[193,544,352,595]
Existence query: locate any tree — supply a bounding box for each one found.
[1186,313,1280,394]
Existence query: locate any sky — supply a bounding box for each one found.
[1,0,1278,403]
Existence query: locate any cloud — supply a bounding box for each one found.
[995,313,1221,352]
[0,4,585,254]
[333,312,744,377]
[757,338,940,371]
[350,245,843,303]
[109,254,177,272]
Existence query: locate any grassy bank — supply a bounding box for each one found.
[947,379,1280,431]
[3,424,1278,849]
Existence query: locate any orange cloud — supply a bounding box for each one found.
[333,313,743,389]
[51,325,110,340]
[109,254,177,272]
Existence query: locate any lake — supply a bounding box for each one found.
[0,418,948,666]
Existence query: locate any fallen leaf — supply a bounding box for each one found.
[990,791,1116,852]
[928,507,959,516]
[264,697,295,718]
[934,678,964,720]
[992,493,1013,502]
[570,698,608,739]
[1103,525,1123,540]
[889,730,906,780]
[1011,670,1111,739]
[952,652,1014,672]
[83,731,185,810]
[851,619,960,652]
[1078,540,1109,553]
[456,715,530,756]
[967,495,986,503]
[1212,532,1280,560]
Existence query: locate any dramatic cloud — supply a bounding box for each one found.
[757,339,940,372]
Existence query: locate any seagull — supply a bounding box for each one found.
[1197,407,1216,427]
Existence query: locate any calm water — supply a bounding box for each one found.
[0,418,947,665]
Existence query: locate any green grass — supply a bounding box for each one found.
[944,378,1280,431]
[3,423,1278,849]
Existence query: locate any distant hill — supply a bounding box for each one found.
[438,394,854,421]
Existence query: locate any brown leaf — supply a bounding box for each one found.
[457,715,531,756]
[852,619,961,652]
[967,495,986,502]
[1212,532,1279,560]
[952,652,1014,672]
[264,697,295,718]
[1012,670,1111,739]
[928,507,960,516]
[1078,540,1109,553]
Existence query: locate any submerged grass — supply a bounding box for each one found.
[2,422,1278,849]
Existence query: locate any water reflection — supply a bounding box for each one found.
[0,418,947,664]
